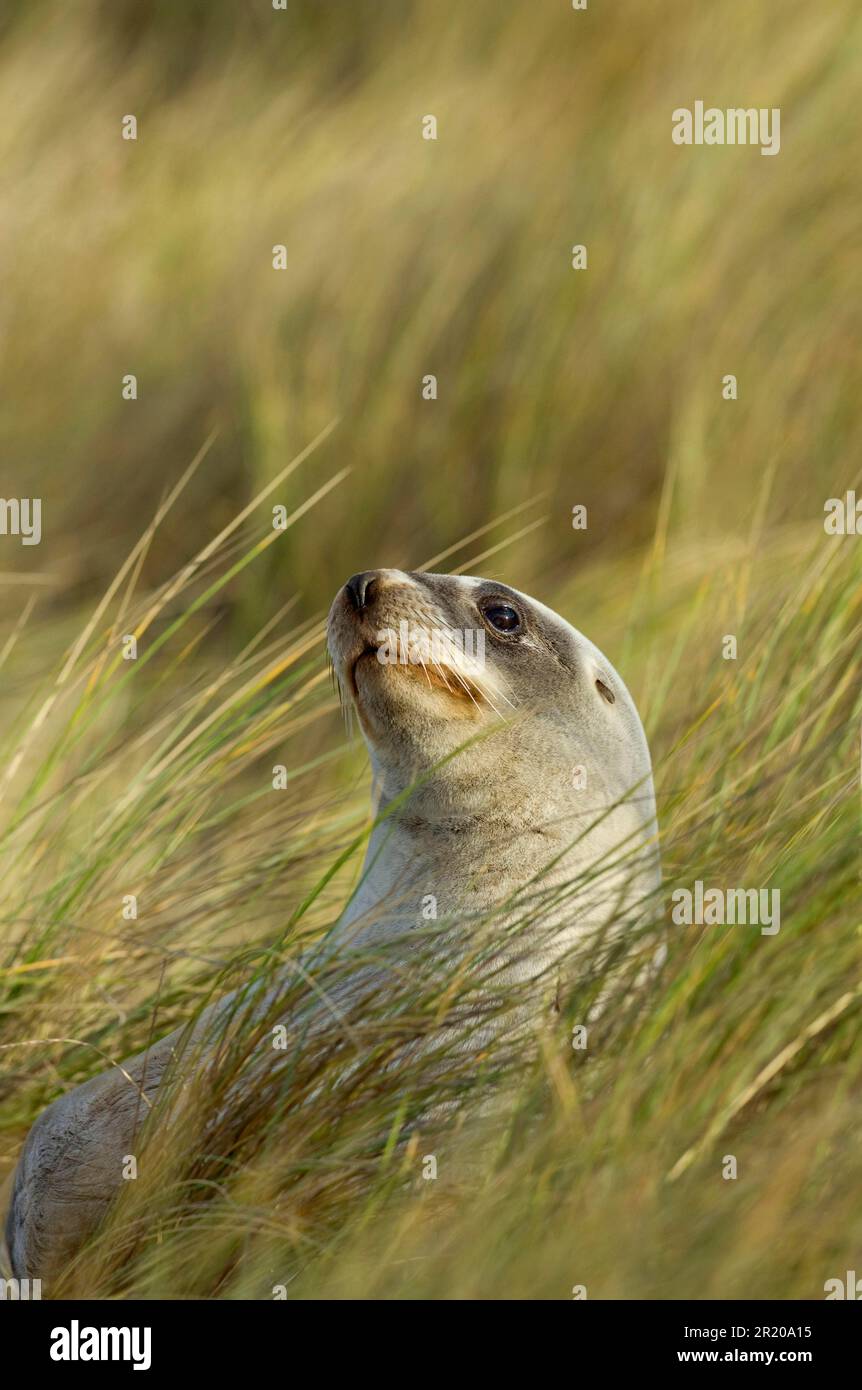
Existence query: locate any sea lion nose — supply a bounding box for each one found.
[344,571,379,612]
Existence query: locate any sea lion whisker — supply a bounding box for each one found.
[416,656,435,692]
[438,660,501,719]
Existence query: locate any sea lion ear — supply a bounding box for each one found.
[595,676,615,705]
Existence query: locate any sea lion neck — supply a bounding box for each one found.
[335,792,573,945]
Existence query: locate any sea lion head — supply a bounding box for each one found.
[327,569,657,858]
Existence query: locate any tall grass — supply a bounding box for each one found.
[1,462,859,1296]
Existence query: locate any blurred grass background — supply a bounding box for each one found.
[0,0,861,1298]
[2,0,860,615]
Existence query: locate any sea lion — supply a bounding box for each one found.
[3,569,660,1284]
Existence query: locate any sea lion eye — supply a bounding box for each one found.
[596,678,615,704]
[482,602,522,633]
